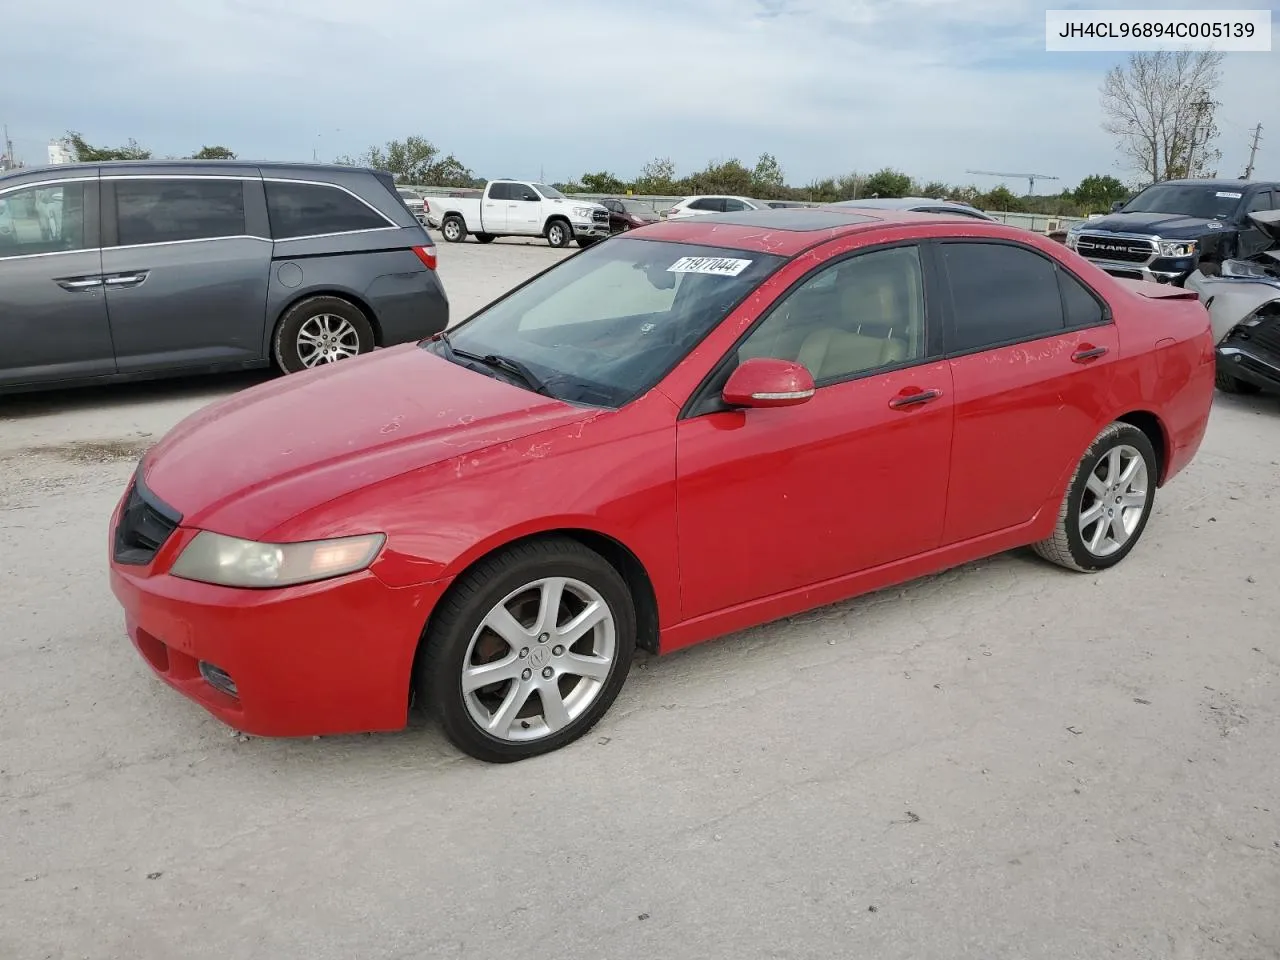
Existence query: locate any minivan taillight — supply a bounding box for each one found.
[412,245,437,270]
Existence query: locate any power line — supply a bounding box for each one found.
[1243,123,1263,180]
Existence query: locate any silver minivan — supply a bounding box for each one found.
[0,160,448,394]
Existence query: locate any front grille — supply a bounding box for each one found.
[592,209,609,225]
[113,474,182,565]
[1075,234,1156,264]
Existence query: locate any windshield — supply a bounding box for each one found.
[424,237,785,407]
[621,199,657,216]
[534,183,565,199]
[1120,184,1244,220]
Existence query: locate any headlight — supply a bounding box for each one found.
[1159,240,1197,257]
[572,206,595,219]
[169,531,386,588]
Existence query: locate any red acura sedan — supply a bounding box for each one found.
[109,207,1215,762]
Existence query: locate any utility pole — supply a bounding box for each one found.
[1243,124,1263,179]
[2,125,13,172]
[1185,96,1210,179]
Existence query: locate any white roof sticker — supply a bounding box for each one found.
[1216,191,1243,198]
[667,256,752,277]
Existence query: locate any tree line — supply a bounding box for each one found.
[58,48,1236,218]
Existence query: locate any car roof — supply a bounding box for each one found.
[0,159,381,181]
[633,206,1026,255]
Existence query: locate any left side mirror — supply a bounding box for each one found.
[722,358,816,408]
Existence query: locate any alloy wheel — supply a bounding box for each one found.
[461,576,616,742]
[296,314,361,367]
[1078,444,1149,557]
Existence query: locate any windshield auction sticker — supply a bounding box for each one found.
[668,256,753,276]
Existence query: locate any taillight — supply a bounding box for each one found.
[412,245,437,270]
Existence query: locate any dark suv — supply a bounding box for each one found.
[0,160,448,394]
[1064,178,1280,285]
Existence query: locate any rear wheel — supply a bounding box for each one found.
[546,219,572,249]
[474,233,496,244]
[441,215,467,243]
[1215,368,1262,395]
[272,296,375,374]
[417,537,636,763]
[1032,422,1158,573]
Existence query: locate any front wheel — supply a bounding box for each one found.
[417,537,636,763]
[272,296,375,374]
[1032,422,1158,572]
[1216,368,1262,395]
[441,215,467,243]
[546,219,572,248]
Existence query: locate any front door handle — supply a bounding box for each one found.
[55,275,103,292]
[1072,344,1108,363]
[888,387,943,409]
[102,271,149,289]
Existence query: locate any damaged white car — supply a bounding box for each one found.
[1186,209,1280,396]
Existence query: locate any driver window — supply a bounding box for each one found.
[514,183,538,201]
[736,244,927,383]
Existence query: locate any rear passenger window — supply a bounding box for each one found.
[942,242,1065,353]
[264,181,389,239]
[115,179,245,246]
[1060,269,1105,328]
[690,198,721,212]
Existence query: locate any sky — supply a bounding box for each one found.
[3,0,1278,194]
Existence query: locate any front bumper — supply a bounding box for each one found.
[572,219,610,238]
[1217,340,1280,393]
[108,490,448,737]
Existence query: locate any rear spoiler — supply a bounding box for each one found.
[1114,277,1200,300]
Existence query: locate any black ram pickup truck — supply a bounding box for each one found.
[1065,178,1280,285]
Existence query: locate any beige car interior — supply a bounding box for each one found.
[738,246,925,382]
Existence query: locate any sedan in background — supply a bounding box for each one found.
[109,206,1214,764]
[827,196,998,220]
[599,197,662,233]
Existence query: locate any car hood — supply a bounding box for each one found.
[139,344,593,539]
[1081,212,1225,239]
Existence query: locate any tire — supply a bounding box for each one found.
[1032,422,1159,573]
[441,215,467,243]
[475,233,496,244]
[576,236,603,248]
[1215,368,1262,395]
[272,296,375,374]
[546,219,572,249]
[417,537,637,763]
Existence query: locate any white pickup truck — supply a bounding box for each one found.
[434,179,611,248]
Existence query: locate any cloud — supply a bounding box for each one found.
[2,0,1277,190]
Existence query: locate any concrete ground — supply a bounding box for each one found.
[2,236,1278,960]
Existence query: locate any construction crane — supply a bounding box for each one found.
[965,170,1059,195]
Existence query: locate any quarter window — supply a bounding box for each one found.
[0,182,90,258]
[942,242,1065,352]
[737,244,927,382]
[115,179,246,246]
[265,181,389,239]
[1060,268,1105,328]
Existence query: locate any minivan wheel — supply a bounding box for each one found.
[441,215,467,243]
[273,296,375,374]
[417,536,636,763]
[546,219,572,249]
[1032,422,1158,573]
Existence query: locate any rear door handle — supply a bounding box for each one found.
[1072,344,1108,362]
[888,387,943,409]
[55,275,103,292]
[102,271,149,289]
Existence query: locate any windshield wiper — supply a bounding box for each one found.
[437,332,551,396]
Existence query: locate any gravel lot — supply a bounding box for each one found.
[2,236,1278,960]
